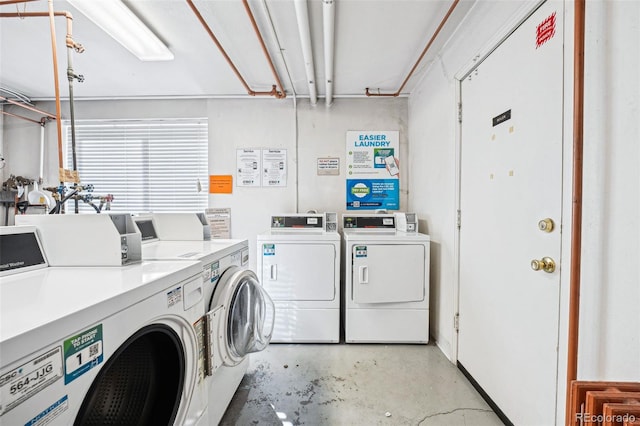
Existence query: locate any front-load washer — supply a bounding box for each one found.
[342,213,431,343]
[132,216,275,424]
[0,225,207,425]
[256,212,340,343]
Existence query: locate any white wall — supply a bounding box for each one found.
[1,97,407,272]
[579,0,640,380]
[207,97,407,271]
[408,0,640,422]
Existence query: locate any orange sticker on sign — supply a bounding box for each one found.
[209,175,233,194]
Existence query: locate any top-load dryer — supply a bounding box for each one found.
[257,212,340,343]
[342,213,430,343]
[0,224,207,425]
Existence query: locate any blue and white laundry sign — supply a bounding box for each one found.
[355,246,368,258]
[346,179,399,210]
[346,131,400,211]
[263,244,276,256]
[63,325,103,385]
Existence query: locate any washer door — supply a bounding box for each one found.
[74,325,185,425]
[210,266,275,367]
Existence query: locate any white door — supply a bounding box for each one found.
[458,2,563,425]
[261,243,336,301]
[352,244,425,304]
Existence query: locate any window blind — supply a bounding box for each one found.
[63,118,208,213]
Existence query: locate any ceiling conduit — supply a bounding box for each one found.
[323,0,335,106]
[294,0,317,106]
[185,0,285,98]
[365,0,459,97]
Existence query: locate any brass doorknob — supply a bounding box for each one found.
[538,218,555,233]
[531,257,556,273]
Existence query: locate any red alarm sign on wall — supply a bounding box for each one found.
[536,12,556,49]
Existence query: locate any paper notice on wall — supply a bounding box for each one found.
[205,207,231,239]
[262,149,287,187]
[236,149,261,187]
[317,157,340,175]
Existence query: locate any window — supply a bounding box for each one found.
[64,118,208,213]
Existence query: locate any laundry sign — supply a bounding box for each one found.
[354,246,368,258]
[64,324,103,385]
[236,148,287,187]
[263,244,276,256]
[346,131,400,211]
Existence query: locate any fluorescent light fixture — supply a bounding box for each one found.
[68,0,174,61]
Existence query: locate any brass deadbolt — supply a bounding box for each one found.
[531,257,556,273]
[538,218,555,233]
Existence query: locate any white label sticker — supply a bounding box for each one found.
[210,261,220,283]
[24,395,68,426]
[167,286,183,308]
[307,217,318,225]
[0,347,63,415]
[202,262,212,283]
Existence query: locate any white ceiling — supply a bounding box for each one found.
[0,0,477,102]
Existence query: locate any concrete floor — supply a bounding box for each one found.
[220,343,503,426]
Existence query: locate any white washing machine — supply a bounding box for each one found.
[342,213,430,343]
[132,216,275,425]
[0,225,207,425]
[256,213,340,343]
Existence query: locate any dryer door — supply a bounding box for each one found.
[352,244,426,304]
[210,266,275,366]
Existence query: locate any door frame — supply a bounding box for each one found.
[451,1,576,423]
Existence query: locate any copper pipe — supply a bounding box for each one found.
[0,11,84,51]
[0,0,38,5]
[2,8,83,177]
[1,110,42,125]
[186,0,285,98]
[366,0,460,97]
[566,0,586,424]
[0,95,57,119]
[242,0,286,99]
[48,0,64,173]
